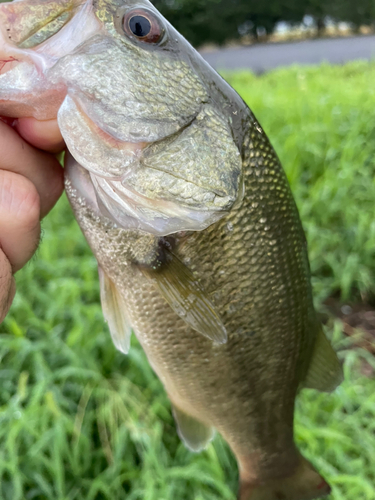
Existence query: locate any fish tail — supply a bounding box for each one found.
[238,455,331,500]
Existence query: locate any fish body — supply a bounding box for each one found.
[0,1,342,498]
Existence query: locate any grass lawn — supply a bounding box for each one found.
[1,61,375,500]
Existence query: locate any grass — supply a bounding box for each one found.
[1,61,375,499]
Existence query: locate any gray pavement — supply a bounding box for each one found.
[200,35,375,72]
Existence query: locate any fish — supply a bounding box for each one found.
[0,1,343,498]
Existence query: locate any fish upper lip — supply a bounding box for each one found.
[71,94,202,167]
[71,95,150,151]
[72,92,201,149]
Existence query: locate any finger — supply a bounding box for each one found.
[16,117,65,153]
[0,170,41,272]
[0,249,15,323]
[0,121,64,218]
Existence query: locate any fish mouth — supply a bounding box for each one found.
[58,93,195,178]
[60,96,239,236]
[69,94,203,177]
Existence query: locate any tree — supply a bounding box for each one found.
[305,0,328,34]
[327,0,375,31]
[152,0,307,46]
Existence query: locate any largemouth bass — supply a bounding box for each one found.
[0,1,343,498]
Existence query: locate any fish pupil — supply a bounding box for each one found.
[129,16,151,37]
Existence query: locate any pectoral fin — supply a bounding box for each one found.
[303,328,343,392]
[98,267,132,355]
[172,405,215,452]
[143,252,227,345]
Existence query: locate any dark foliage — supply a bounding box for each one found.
[327,0,375,31]
[152,0,305,46]
[151,0,375,46]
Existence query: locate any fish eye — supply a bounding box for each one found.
[123,9,164,44]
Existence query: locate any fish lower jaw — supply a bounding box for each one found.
[92,174,228,235]
[64,154,210,236]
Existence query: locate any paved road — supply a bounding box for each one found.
[200,35,375,72]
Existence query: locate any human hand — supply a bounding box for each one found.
[0,117,64,322]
